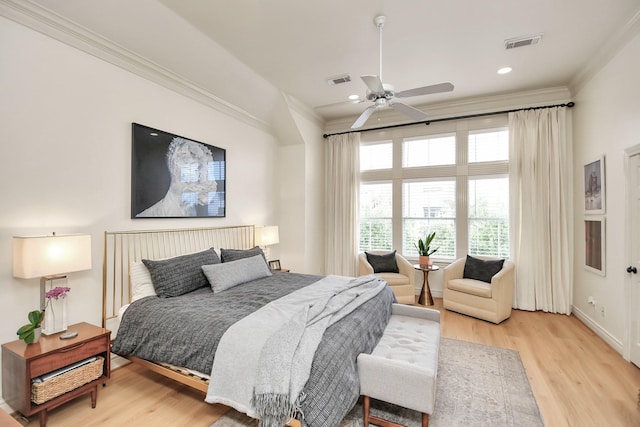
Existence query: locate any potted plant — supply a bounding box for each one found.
[16,286,70,344]
[415,232,438,266]
[16,310,43,344]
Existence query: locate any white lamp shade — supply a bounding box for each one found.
[255,226,279,247]
[13,234,92,279]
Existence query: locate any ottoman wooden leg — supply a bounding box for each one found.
[363,395,423,427]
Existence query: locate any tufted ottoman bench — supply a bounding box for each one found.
[357,304,441,427]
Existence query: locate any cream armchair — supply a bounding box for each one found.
[443,255,515,324]
[358,251,415,305]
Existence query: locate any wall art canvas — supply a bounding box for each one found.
[131,123,226,218]
[584,156,605,214]
[584,218,605,276]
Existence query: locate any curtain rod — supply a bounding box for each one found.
[322,101,575,139]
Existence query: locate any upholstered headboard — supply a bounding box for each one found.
[102,225,255,334]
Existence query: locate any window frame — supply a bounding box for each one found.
[359,116,509,262]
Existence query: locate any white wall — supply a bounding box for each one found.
[571,31,640,353]
[0,15,280,408]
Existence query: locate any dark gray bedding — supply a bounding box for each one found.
[112,272,394,427]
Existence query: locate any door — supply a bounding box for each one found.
[629,152,640,367]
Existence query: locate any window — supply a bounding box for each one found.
[403,134,455,167]
[359,182,393,251]
[468,177,509,257]
[359,121,509,260]
[469,129,508,163]
[402,180,456,258]
[360,141,392,171]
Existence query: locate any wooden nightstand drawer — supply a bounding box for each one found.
[30,336,108,378]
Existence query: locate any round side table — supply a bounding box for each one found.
[413,264,440,306]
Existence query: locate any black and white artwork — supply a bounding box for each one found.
[131,123,226,218]
[584,156,605,214]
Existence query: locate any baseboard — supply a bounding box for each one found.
[0,398,13,414]
[572,305,624,356]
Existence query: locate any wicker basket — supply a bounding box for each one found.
[31,356,104,404]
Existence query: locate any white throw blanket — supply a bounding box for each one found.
[205,275,387,426]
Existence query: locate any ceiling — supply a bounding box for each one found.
[23,0,640,126]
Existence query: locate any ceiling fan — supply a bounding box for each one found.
[351,15,454,129]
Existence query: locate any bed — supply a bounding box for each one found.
[103,225,395,427]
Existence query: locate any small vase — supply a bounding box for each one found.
[42,297,68,335]
[419,255,432,267]
[32,327,41,344]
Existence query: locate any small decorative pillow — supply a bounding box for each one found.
[129,261,157,301]
[202,254,272,293]
[365,251,399,273]
[463,255,505,283]
[220,246,267,264]
[142,248,220,297]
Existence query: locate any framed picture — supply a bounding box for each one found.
[131,123,226,218]
[269,259,281,271]
[584,218,605,276]
[584,155,605,214]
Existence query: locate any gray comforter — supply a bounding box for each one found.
[112,272,394,427]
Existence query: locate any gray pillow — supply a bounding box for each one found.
[142,248,220,297]
[220,246,266,264]
[463,255,505,283]
[365,251,399,273]
[202,254,272,293]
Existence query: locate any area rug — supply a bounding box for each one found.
[210,338,544,427]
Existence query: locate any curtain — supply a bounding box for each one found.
[325,133,360,276]
[509,107,573,314]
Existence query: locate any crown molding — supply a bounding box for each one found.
[569,9,640,95]
[282,93,325,128]
[0,0,274,135]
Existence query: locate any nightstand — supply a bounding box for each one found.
[2,322,111,427]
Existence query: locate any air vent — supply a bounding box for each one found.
[327,74,352,85]
[505,34,543,50]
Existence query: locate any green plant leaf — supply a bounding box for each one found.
[27,310,43,327]
[22,330,34,344]
[17,324,33,336]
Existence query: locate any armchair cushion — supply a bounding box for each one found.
[365,250,399,273]
[463,255,504,283]
[447,278,492,298]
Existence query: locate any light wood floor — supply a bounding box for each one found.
[11,298,640,427]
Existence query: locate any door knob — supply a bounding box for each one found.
[627,266,638,274]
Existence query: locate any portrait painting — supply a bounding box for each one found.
[131,123,226,218]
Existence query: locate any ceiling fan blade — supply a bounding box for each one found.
[361,75,385,94]
[389,102,428,121]
[351,106,377,129]
[314,98,366,110]
[396,82,454,98]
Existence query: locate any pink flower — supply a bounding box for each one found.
[45,286,70,300]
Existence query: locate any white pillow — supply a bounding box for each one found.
[202,254,272,293]
[129,261,157,301]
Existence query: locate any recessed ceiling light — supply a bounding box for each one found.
[497,67,512,75]
[348,94,360,100]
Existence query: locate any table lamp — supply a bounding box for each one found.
[13,233,92,335]
[254,226,279,261]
